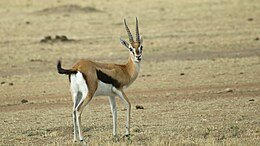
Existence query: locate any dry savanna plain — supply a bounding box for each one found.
[0,0,259,145]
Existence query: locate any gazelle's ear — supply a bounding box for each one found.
[120,38,130,49]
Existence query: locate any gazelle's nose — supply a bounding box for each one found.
[137,55,142,61]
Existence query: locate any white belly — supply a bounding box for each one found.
[94,81,116,97]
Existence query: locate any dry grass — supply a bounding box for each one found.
[0,0,260,145]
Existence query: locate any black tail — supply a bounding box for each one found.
[57,60,77,75]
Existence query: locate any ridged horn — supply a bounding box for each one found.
[135,17,140,42]
[124,18,134,43]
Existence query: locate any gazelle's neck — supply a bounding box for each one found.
[126,56,141,84]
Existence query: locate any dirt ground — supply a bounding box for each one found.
[0,0,259,145]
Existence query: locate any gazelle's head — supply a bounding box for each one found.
[120,17,143,63]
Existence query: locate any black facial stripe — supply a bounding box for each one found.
[129,47,135,55]
[138,46,143,54]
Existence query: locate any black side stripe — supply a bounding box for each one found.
[96,70,121,88]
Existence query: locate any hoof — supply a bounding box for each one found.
[123,134,132,144]
[80,140,87,146]
[123,134,130,138]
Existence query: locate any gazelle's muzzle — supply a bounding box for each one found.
[136,55,142,61]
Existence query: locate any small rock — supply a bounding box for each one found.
[248,18,254,21]
[55,35,61,40]
[21,99,28,104]
[40,36,52,43]
[133,128,141,133]
[141,74,152,77]
[44,36,52,40]
[1,81,5,85]
[239,72,244,74]
[25,21,30,24]
[60,35,69,41]
[225,88,233,93]
[202,118,208,122]
[30,59,43,62]
[255,37,259,41]
[180,73,185,76]
[136,105,144,110]
[249,99,255,101]
[9,83,14,86]
[40,39,46,43]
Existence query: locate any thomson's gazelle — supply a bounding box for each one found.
[57,17,143,143]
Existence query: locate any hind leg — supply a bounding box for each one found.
[71,87,90,145]
[72,92,83,142]
[72,111,77,142]
[75,93,92,144]
[74,71,96,144]
[70,74,79,142]
[71,71,97,144]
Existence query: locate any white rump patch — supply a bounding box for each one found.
[71,72,116,102]
[70,72,88,108]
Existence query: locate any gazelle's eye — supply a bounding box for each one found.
[129,48,133,52]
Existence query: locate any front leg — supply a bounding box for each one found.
[112,88,131,136]
[108,96,117,136]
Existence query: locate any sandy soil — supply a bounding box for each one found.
[0,0,259,145]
